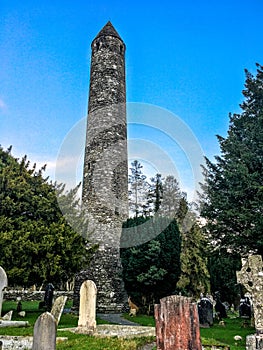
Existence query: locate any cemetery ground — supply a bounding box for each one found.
[0,300,255,350]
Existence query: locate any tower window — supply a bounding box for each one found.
[88,162,91,170]
[120,45,124,54]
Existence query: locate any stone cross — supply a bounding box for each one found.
[32,312,56,350]
[0,266,7,317]
[51,296,67,325]
[76,280,97,334]
[236,255,263,333]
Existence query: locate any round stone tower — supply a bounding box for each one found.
[74,22,128,312]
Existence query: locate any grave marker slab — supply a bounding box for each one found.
[155,295,202,350]
[32,312,56,350]
[76,280,97,334]
[0,267,7,317]
[51,296,67,325]
[198,296,213,327]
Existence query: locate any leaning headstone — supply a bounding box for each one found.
[198,296,213,327]
[236,255,263,349]
[32,312,56,350]
[76,280,97,334]
[51,296,67,325]
[0,267,7,317]
[1,310,13,321]
[155,295,202,350]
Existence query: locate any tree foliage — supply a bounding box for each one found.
[0,146,90,288]
[200,63,263,255]
[128,160,150,217]
[123,162,211,305]
[121,216,181,312]
[208,250,241,304]
[176,222,210,298]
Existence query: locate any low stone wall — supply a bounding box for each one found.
[3,290,73,302]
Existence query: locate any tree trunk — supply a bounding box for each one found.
[154,295,202,350]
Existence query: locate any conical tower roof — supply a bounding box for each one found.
[93,21,123,42]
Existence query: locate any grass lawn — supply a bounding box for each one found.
[0,301,255,349]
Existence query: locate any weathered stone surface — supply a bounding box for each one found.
[60,324,155,339]
[1,311,12,321]
[154,295,202,350]
[198,296,213,327]
[0,320,29,327]
[95,324,155,338]
[0,267,7,317]
[32,312,56,350]
[76,280,97,334]
[0,336,67,350]
[51,296,67,325]
[3,290,73,301]
[74,247,127,312]
[246,333,263,350]
[75,21,128,313]
[236,255,263,333]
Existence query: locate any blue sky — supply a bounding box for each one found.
[1,0,263,200]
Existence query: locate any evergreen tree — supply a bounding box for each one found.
[147,173,163,214]
[208,249,241,305]
[200,63,263,255]
[128,160,150,217]
[0,146,91,288]
[121,216,181,313]
[176,222,210,298]
[161,175,183,218]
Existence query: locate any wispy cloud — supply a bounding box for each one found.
[0,98,7,111]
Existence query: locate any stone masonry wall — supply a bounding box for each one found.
[76,22,128,312]
[3,290,73,301]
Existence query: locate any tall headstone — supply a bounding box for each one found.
[236,255,263,350]
[0,266,7,317]
[32,312,56,350]
[74,21,128,312]
[76,280,97,334]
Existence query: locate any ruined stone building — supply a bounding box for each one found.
[74,22,128,312]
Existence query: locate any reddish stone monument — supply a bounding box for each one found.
[154,295,202,350]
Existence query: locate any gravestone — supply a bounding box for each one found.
[76,280,97,334]
[198,296,213,327]
[155,295,202,350]
[0,267,7,317]
[239,296,251,318]
[51,296,67,325]
[214,291,227,319]
[1,311,12,321]
[236,255,263,349]
[32,312,56,350]
[44,283,55,311]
